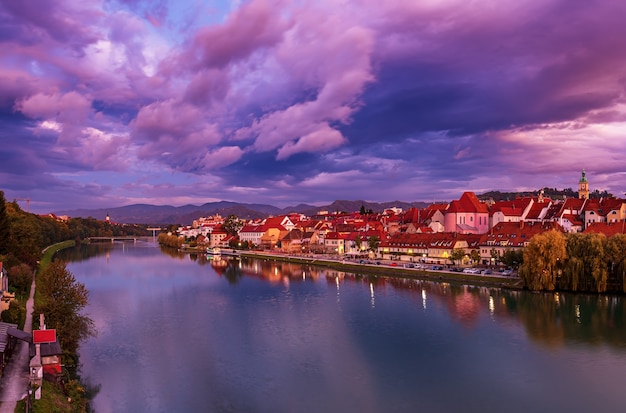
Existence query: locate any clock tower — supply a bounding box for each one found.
[578,169,589,199]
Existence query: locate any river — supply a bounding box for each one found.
[58,241,626,413]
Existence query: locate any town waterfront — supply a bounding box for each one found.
[59,241,626,413]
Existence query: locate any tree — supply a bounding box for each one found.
[34,260,95,357]
[368,236,380,253]
[360,205,366,215]
[223,214,244,237]
[501,248,523,270]
[0,191,9,255]
[490,248,500,266]
[561,233,608,292]
[450,248,466,266]
[519,230,567,291]
[606,234,626,293]
[1,300,25,325]
[470,250,481,264]
[8,263,33,297]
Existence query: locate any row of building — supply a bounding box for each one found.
[177,171,626,265]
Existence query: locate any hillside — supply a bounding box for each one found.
[55,199,429,225]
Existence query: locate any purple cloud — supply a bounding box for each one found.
[1,0,625,213]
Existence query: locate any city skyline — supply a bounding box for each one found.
[1,0,625,214]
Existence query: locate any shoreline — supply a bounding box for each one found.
[237,250,523,290]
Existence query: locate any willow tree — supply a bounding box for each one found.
[563,233,608,292]
[519,230,566,291]
[606,234,626,293]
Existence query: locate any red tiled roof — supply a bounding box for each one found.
[447,192,489,214]
[583,222,626,236]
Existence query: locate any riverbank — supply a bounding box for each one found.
[238,251,523,290]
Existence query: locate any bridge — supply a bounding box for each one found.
[88,236,156,243]
[147,227,162,237]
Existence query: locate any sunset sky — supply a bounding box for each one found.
[1,0,625,213]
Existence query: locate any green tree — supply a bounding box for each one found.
[0,191,9,255]
[34,260,95,358]
[368,236,380,253]
[490,248,500,266]
[223,214,244,237]
[519,230,567,291]
[360,205,366,215]
[1,300,25,326]
[606,234,626,292]
[501,248,523,270]
[450,248,466,266]
[470,250,481,264]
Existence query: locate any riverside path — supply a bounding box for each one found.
[0,274,35,411]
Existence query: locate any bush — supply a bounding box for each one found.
[1,299,25,326]
[9,263,33,296]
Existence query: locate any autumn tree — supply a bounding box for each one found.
[35,260,95,360]
[519,230,567,291]
[9,263,33,297]
[605,234,626,293]
[560,233,607,292]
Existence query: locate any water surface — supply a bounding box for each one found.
[60,242,626,413]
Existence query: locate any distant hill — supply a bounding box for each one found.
[55,199,430,225]
[478,187,613,202]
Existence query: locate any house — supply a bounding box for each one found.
[31,329,62,376]
[583,222,626,236]
[0,321,18,374]
[479,221,565,264]
[444,192,490,234]
[324,232,351,254]
[209,225,228,247]
[582,198,626,229]
[489,197,534,227]
[238,223,265,246]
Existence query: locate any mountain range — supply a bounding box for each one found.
[55,200,431,225]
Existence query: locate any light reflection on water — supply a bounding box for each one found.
[59,243,626,413]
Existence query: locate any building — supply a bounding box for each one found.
[578,169,589,199]
[444,192,490,234]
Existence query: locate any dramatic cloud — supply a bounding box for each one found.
[1,0,625,212]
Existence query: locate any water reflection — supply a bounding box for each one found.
[192,255,626,351]
[59,245,626,351]
[57,244,626,413]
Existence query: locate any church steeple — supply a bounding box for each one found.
[578,169,589,199]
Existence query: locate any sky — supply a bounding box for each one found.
[1,0,625,214]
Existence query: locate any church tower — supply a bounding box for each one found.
[578,169,589,199]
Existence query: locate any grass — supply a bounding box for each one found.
[37,240,76,275]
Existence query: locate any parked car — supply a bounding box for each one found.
[481,269,493,275]
[404,263,415,268]
[502,269,513,276]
